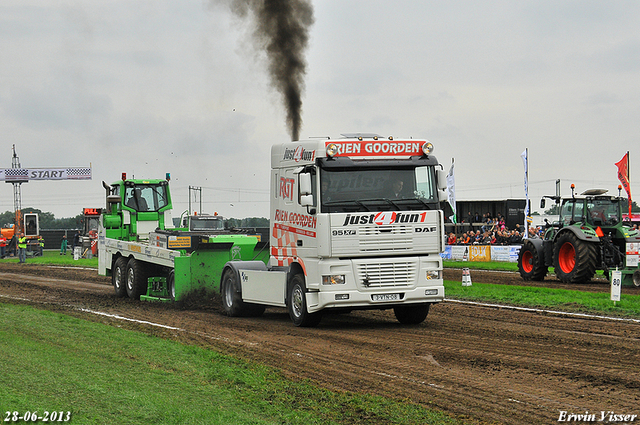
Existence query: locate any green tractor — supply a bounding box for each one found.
[518,186,640,286]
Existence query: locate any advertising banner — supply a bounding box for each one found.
[491,246,511,262]
[443,245,521,262]
[509,246,521,262]
[469,245,490,262]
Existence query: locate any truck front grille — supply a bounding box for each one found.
[358,225,413,252]
[356,260,417,288]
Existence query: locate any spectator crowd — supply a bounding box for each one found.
[447,212,544,246]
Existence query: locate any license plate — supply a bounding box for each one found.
[372,293,400,302]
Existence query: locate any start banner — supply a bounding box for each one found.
[0,167,92,181]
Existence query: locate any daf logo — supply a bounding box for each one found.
[415,227,437,233]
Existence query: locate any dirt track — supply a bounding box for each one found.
[1,263,639,425]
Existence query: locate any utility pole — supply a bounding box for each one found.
[9,145,27,232]
[189,186,202,215]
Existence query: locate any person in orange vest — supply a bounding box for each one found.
[0,234,6,258]
[18,232,27,263]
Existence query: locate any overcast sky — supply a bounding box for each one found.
[1,1,639,220]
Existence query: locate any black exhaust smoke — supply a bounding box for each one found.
[214,0,314,141]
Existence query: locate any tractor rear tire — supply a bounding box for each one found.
[125,258,148,300]
[553,232,597,283]
[112,257,128,298]
[518,240,548,281]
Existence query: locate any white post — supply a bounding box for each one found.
[611,269,622,305]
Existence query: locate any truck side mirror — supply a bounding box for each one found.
[438,189,447,202]
[299,173,312,195]
[436,169,447,190]
[300,194,313,206]
[540,198,545,209]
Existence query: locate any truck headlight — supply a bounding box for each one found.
[322,274,346,285]
[426,270,441,280]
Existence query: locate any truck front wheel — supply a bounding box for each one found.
[126,258,148,300]
[221,268,265,317]
[288,274,322,327]
[112,257,127,298]
[393,303,430,324]
[553,232,597,283]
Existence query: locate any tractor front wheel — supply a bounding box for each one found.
[553,232,597,283]
[518,240,548,281]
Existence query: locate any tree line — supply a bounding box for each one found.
[0,208,269,230]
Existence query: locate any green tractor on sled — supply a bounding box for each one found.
[518,185,640,286]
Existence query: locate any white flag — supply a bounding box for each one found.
[521,148,529,239]
[446,160,456,223]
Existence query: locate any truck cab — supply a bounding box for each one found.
[224,135,447,326]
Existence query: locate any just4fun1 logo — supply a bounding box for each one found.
[342,211,435,228]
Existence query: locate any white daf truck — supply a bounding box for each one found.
[222,134,447,326]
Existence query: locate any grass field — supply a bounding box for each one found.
[443,260,518,272]
[444,281,640,318]
[4,250,98,268]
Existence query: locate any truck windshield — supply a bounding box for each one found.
[123,184,169,212]
[320,166,438,213]
[191,218,224,231]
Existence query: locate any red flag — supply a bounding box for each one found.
[616,152,632,216]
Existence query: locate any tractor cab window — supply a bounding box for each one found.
[124,184,169,212]
[560,200,583,225]
[587,199,620,226]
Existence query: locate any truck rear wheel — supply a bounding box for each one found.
[553,232,597,283]
[126,258,148,300]
[288,274,322,327]
[112,257,128,298]
[518,240,548,281]
[221,268,265,317]
[393,303,430,324]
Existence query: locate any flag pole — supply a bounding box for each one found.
[628,151,632,218]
